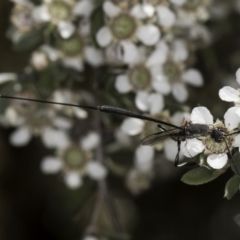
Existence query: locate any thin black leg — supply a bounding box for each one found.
[174,138,181,167]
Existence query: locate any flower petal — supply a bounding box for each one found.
[86,162,108,180]
[57,21,75,39]
[236,68,240,85]
[130,4,148,19]
[64,172,83,189]
[234,107,240,118]
[73,0,94,17]
[80,132,100,150]
[62,57,84,71]
[135,91,149,112]
[170,0,186,6]
[164,139,183,161]
[136,91,163,114]
[40,156,62,174]
[83,236,98,240]
[41,128,70,148]
[53,117,72,129]
[84,46,104,66]
[219,86,240,102]
[147,93,164,115]
[157,6,176,28]
[233,134,240,148]
[40,45,60,61]
[152,78,171,95]
[0,73,17,84]
[103,1,121,18]
[171,39,188,62]
[224,107,240,130]
[146,42,168,66]
[207,153,228,169]
[96,27,112,47]
[74,108,88,119]
[172,83,188,102]
[181,139,205,157]
[119,41,140,65]
[9,126,31,146]
[32,6,50,23]
[115,128,131,146]
[171,111,191,126]
[120,118,144,136]
[182,68,204,87]
[136,24,160,46]
[135,145,154,172]
[131,3,155,19]
[191,106,214,124]
[115,74,132,93]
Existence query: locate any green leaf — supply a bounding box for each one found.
[224,175,240,200]
[13,27,45,51]
[181,167,221,185]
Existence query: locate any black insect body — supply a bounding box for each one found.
[1,94,239,174]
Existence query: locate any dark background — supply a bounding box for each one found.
[1,1,240,240]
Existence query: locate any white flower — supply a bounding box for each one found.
[40,131,104,189]
[33,0,76,39]
[150,40,204,103]
[182,106,240,170]
[96,1,160,47]
[115,44,167,112]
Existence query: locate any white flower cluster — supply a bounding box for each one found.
[0,0,215,192]
[9,0,104,71]
[98,0,207,107]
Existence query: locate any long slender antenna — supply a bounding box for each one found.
[0,94,181,129]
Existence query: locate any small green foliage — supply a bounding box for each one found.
[13,27,44,51]
[224,175,240,200]
[181,167,221,185]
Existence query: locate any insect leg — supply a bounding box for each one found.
[174,139,197,167]
[174,138,181,167]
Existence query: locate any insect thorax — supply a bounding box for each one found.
[204,127,233,154]
[180,123,210,139]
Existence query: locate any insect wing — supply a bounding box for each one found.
[141,128,180,146]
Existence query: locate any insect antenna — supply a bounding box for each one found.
[0,94,181,129]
